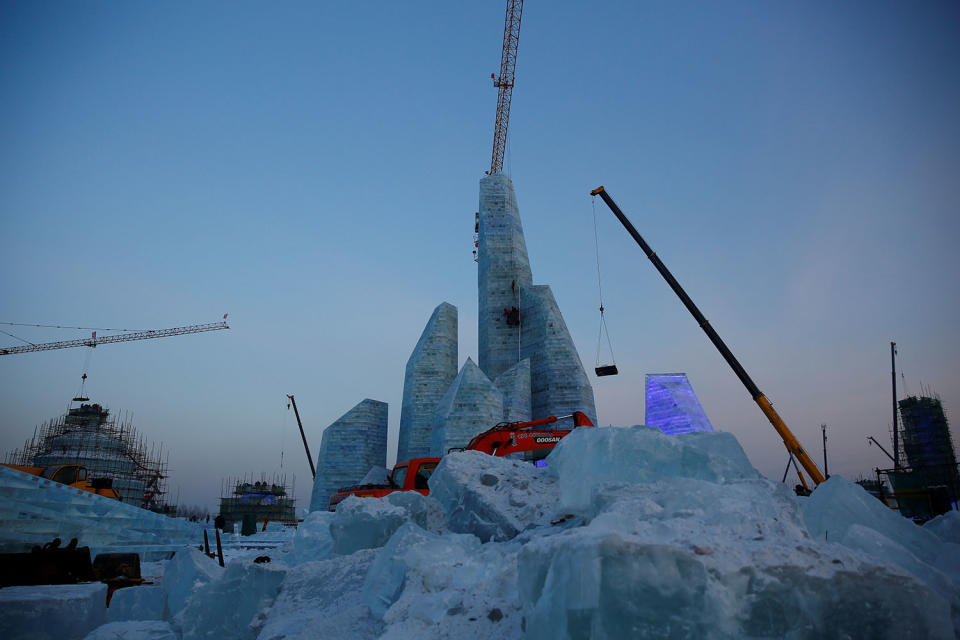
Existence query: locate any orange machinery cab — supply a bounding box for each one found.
[328,457,440,511]
[2,463,121,500]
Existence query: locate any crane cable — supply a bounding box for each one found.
[592,196,616,368]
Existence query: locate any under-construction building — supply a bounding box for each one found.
[898,395,959,490]
[219,474,297,528]
[5,401,170,510]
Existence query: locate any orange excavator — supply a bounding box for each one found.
[328,412,594,511]
[1,463,121,500]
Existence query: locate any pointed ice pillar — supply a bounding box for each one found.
[430,358,503,456]
[397,302,458,461]
[520,285,597,426]
[494,358,532,422]
[477,174,533,382]
[645,373,715,435]
[309,399,388,512]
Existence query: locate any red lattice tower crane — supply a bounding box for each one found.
[489,0,524,175]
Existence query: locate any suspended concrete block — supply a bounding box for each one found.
[520,285,597,426]
[397,302,458,461]
[644,373,715,435]
[477,174,534,382]
[309,399,388,512]
[430,358,504,456]
[495,358,532,423]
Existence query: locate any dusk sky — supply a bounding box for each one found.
[2,1,958,512]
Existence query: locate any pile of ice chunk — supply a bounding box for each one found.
[8,424,959,639]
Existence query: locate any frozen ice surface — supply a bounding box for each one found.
[177,560,287,639]
[257,550,382,640]
[107,584,165,622]
[162,547,223,620]
[330,492,445,556]
[0,465,201,559]
[429,450,558,542]
[926,510,960,544]
[82,620,177,640]
[0,582,107,640]
[548,426,759,511]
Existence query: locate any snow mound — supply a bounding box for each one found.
[177,560,287,639]
[82,620,177,640]
[330,491,445,555]
[429,450,557,542]
[548,426,760,511]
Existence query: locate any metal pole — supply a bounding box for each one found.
[215,528,224,567]
[891,342,899,469]
[590,185,825,486]
[821,423,828,478]
[287,395,316,479]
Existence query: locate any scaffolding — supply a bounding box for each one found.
[5,402,170,511]
[877,394,960,520]
[218,473,297,526]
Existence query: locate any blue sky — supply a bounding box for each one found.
[2,1,958,511]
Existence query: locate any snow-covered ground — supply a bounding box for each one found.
[2,426,958,639]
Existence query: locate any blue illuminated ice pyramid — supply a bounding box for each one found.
[644,373,714,435]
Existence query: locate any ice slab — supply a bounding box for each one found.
[519,476,955,640]
[177,560,287,639]
[0,465,202,557]
[548,425,759,511]
[925,510,960,544]
[82,620,177,640]
[362,522,482,619]
[802,476,946,566]
[429,450,558,542]
[287,510,334,565]
[107,584,165,622]
[330,492,445,556]
[0,582,107,640]
[162,547,223,620]
[257,550,382,640]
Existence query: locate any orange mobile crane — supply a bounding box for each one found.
[590,186,825,489]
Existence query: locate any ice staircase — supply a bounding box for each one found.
[0,465,202,560]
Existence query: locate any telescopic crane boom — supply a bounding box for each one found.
[590,186,826,487]
[0,319,230,356]
[489,0,524,175]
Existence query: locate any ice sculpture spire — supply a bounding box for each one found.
[309,399,388,512]
[477,174,597,424]
[397,302,458,461]
[477,174,533,381]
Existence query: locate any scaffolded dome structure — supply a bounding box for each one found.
[5,401,170,510]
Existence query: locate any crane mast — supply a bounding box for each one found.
[489,0,524,175]
[0,320,229,356]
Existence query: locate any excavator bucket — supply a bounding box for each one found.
[595,364,619,377]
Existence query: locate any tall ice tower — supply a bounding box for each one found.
[477,174,597,425]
